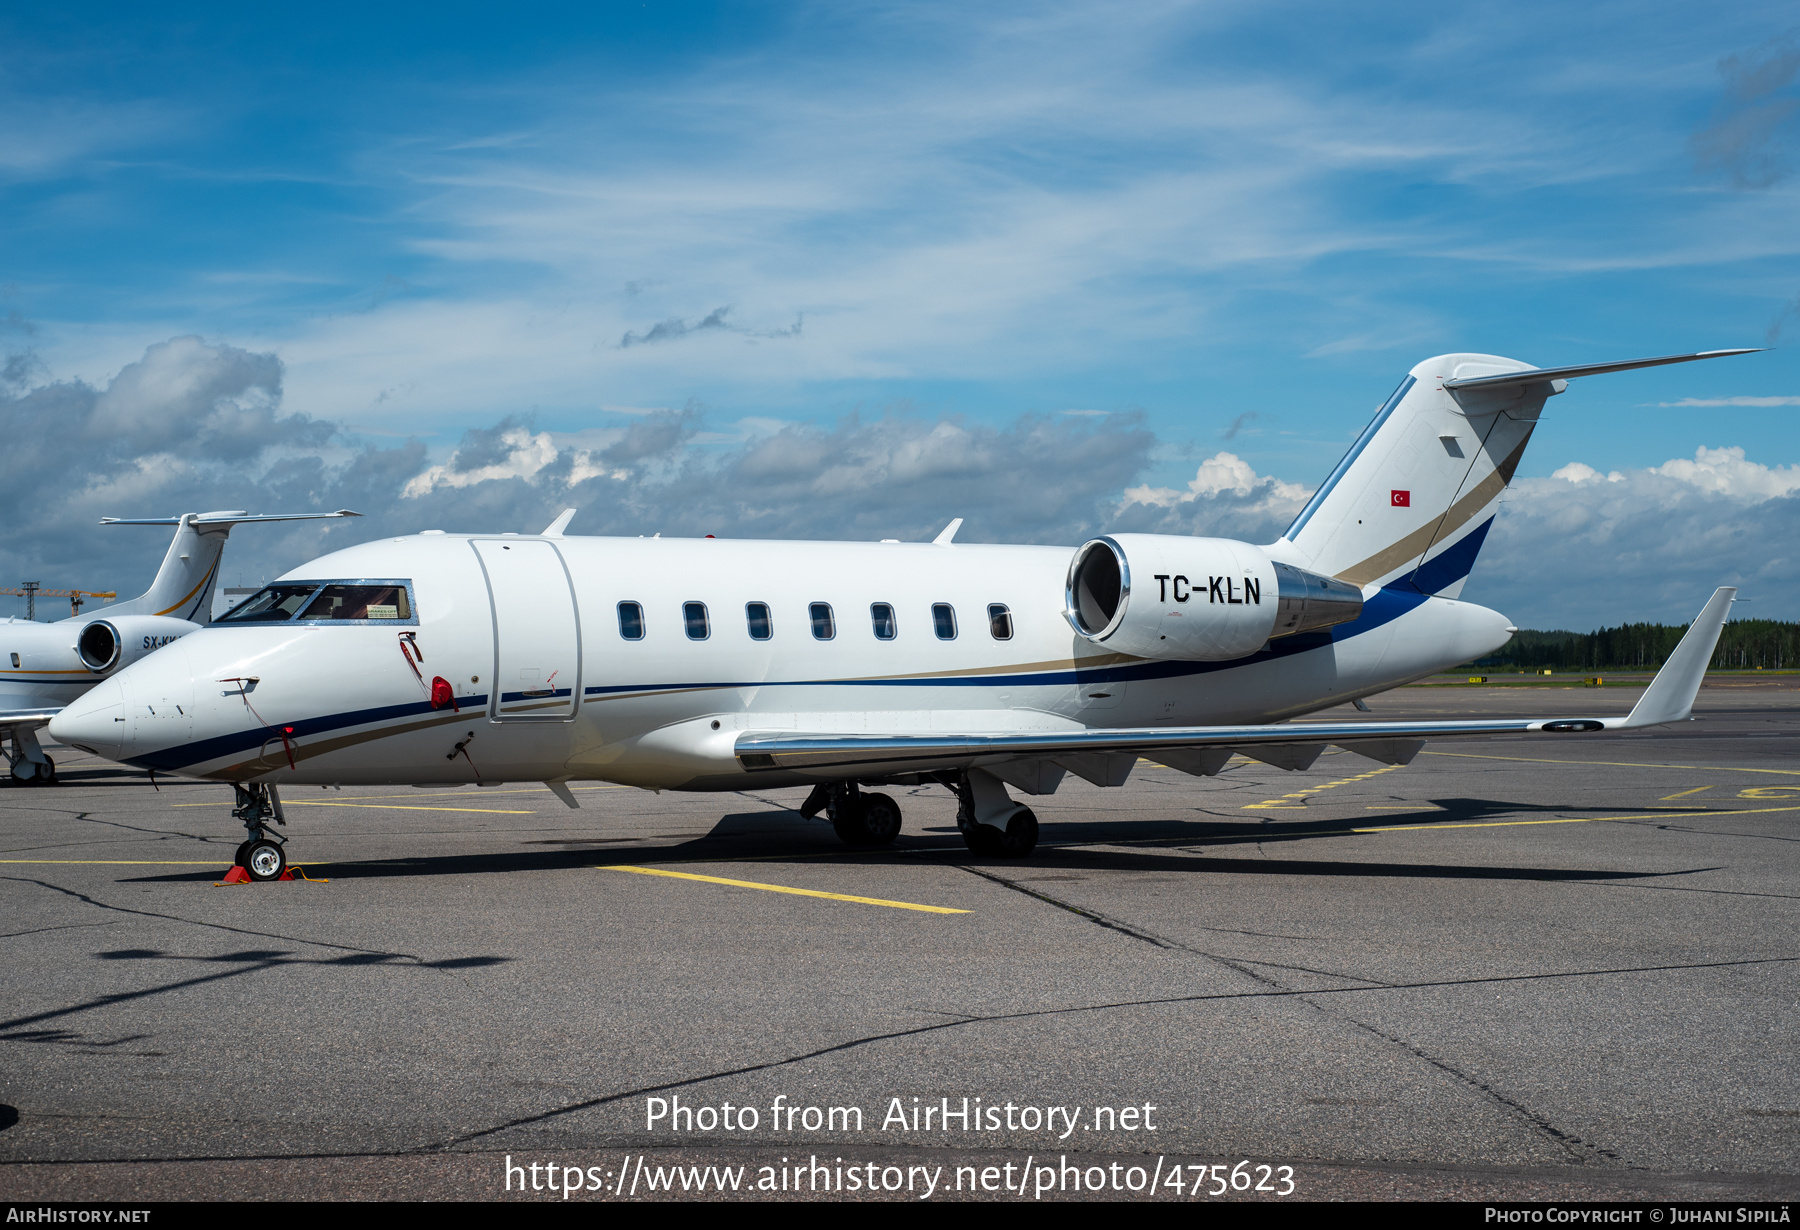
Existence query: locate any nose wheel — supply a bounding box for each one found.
[230,783,290,880]
[241,839,288,882]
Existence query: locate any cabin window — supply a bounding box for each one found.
[683,601,711,640]
[809,602,836,640]
[746,602,773,640]
[870,603,897,640]
[988,603,1014,640]
[8,653,17,669]
[932,603,957,640]
[617,601,645,640]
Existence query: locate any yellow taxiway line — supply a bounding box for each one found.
[172,801,533,815]
[0,859,237,865]
[1242,763,1404,810]
[598,864,969,914]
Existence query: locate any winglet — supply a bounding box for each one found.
[933,518,963,546]
[541,509,578,538]
[1612,587,1737,729]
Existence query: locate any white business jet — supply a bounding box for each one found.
[52,350,1757,879]
[2,510,359,783]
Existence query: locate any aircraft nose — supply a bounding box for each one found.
[49,676,128,760]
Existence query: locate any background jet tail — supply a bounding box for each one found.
[97,510,361,624]
[1270,348,1758,597]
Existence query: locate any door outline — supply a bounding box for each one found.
[470,539,584,722]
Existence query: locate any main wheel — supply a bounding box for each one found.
[37,756,55,784]
[243,839,287,882]
[857,792,902,845]
[960,822,1001,856]
[832,792,903,846]
[995,807,1039,858]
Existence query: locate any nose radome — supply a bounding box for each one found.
[49,675,127,760]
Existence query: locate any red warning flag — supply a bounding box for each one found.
[1391,490,1410,507]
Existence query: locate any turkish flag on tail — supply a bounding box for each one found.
[1391,490,1410,507]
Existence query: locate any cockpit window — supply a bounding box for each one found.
[217,584,321,623]
[300,584,411,621]
[217,580,415,625]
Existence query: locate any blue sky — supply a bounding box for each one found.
[3,1,1798,626]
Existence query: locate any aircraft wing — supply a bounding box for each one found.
[0,708,62,730]
[736,588,1736,775]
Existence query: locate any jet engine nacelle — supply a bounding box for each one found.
[75,615,198,674]
[1063,533,1363,661]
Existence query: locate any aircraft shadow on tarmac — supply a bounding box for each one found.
[118,795,1713,887]
[0,951,513,1044]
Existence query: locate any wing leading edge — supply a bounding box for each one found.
[735,588,1737,776]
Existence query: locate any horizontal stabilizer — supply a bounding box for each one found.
[101,510,362,527]
[1442,349,1761,392]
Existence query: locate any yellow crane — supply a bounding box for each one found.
[1,582,118,620]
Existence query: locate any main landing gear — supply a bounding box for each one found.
[5,726,57,785]
[8,754,55,785]
[803,781,904,846]
[801,770,1039,858]
[231,783,289,881]
[955,768,1038,858]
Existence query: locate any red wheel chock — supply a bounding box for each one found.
[217,865,316,885]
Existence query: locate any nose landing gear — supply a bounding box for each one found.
[231,783,289,881]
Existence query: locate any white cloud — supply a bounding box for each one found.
[1648,445,1800,498]
[1658,396,1800,407]
[1467,445,1800,626]
[402,426,561,496]
[1114,452,1311,543]
[1551,461,1622,483]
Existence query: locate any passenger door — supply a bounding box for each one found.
[471,540,581,720]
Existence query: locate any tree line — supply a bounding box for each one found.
[1473,619,1800,671]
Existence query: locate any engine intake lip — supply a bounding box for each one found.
[77,620,122,673]
[1064,536,1131,642]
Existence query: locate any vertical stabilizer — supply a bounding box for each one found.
[1272,348,1761,596]
[93,510,362,625]
[103,516,228,622]
[1271,353,1552,597]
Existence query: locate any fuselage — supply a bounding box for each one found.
[50,532,1513,791]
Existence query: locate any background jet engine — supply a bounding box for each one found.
[74,615,198,674]
[1063,533,1362,661]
